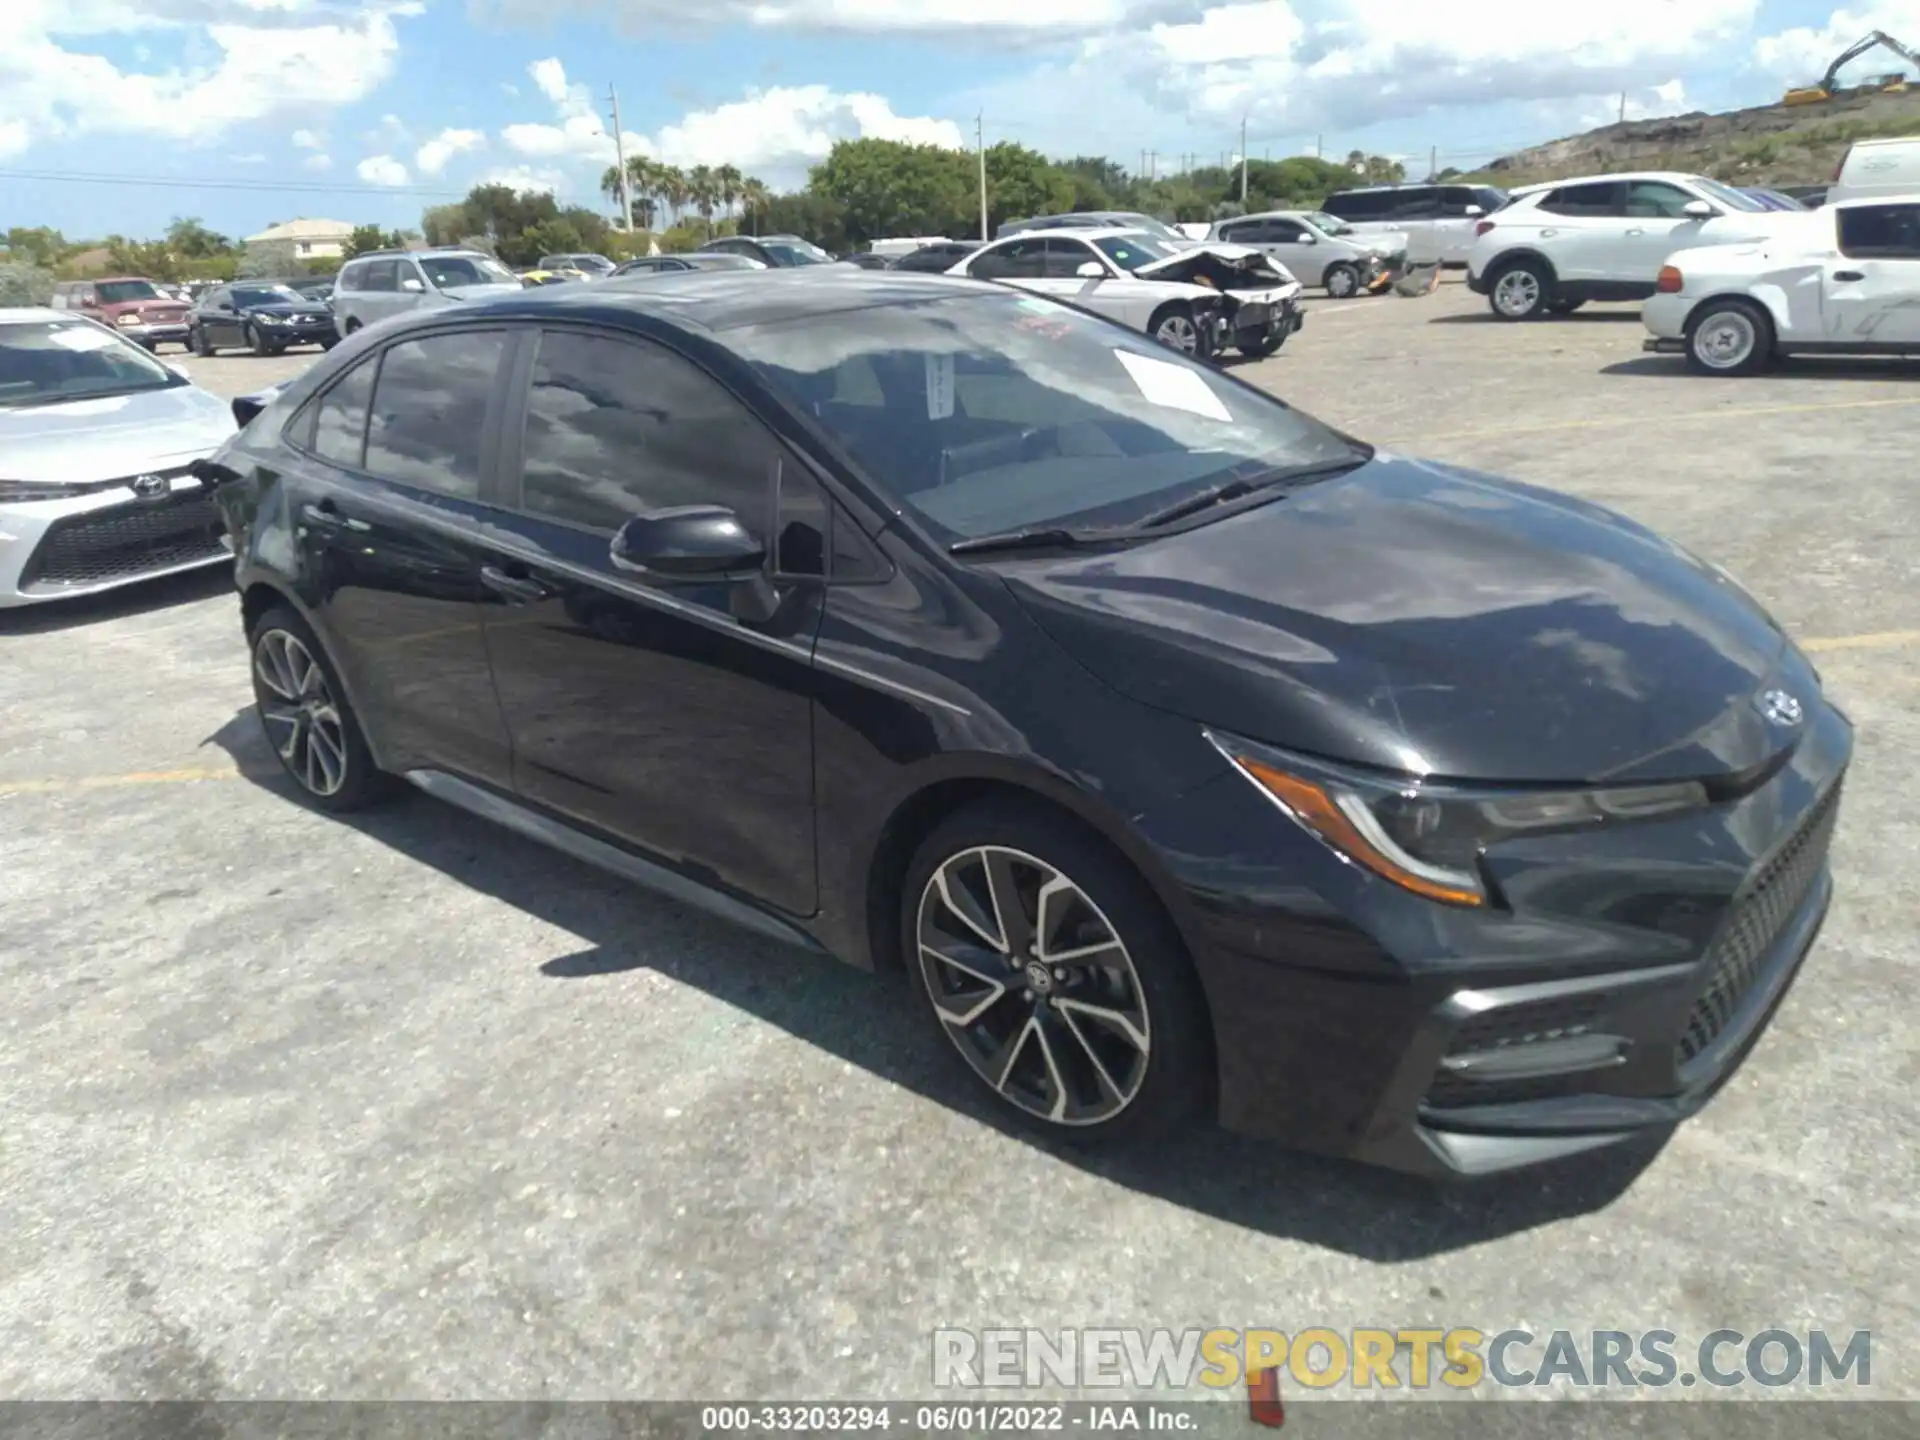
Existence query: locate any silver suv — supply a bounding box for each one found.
[1206,210,1407,297]
[330,249,523,335]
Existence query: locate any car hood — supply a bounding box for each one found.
[0,383,235,484]
[1133,245,1300,290]
[439,281,528,300]
[96,298,190,318]
[241,301,333,318]
[1000,454,1802,785]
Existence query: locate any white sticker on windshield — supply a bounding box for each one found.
[925,352,955,420]
[1113,349,1231,422]
[48,325,119,352]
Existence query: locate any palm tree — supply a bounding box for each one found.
[686,164,719,237]
[655,165,689,229]
[600,164,628,225]
[715,164,743,229]
[738,176,771,236]
[623,155,660,231]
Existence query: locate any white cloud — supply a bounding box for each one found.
[499,56,632,162]
[230,151,267,163]
[471,0,1129,34]
[302,151,334,170]
[478,163,566,194]
[291,127,325,150]
[1752,7,1920,80]
[416,126,485,174]
[0,1,416,154]
[357,153,409,184]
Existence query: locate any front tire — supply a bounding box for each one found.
[1148,302,1203,357]
[1685,298,1774,376]
[193,325,215,357]
[902,800,1212,1146]
[1322,261,1361,298]
[1486,258,1552,320]
[247,606,395,813]
[1238,331,1285,359]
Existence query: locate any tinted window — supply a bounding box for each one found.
[774,466,827,578]
[970,239,1046,280]
[1215,221,1255,243]
[1383,187,1444,220]
[1623,181,1695,218]
[1092,233,1178,271]
[1266,218,1308,241]
[1043,239,1103,278]
[1321,191,1385,220]
[1474,187,1510,213]
[1538,182,1620,217]
[359,260,400,292]
[733,292,1364,541]
[309,358,377,468]
[517,330,778,535]
[0,319,181,406]
[204,288,231,309]
[1838,203,1920,258]
[363,331,507,499]
[419,254,515,288]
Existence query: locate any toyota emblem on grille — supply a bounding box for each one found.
[1756,688,1804,727]
[129,473,169,498]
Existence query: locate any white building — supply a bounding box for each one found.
[243,219,355,261]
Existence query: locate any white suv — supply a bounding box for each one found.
[1466,172,1785,320]
[1206,210,1405,297]
[331,249,524,335]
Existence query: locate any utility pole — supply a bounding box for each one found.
[1139,148,1147,181]
[608,84,631,230]
[1429,144,1438,181]
[976,111,988,242]
[1148,150,1158,179]
[1315,133,1322,159]
[1239,115,1249,203]
[1619,91,1627,123]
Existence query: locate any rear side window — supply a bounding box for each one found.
[360,260,400,292]
[1838,203,1920,258]
[363,331,508,500]
[1322,191,1384,220]
[1538,182,1621,217]
[516,330,779,535]
[307,357,378,468]
[1383,187,1443,220]
[969,239,1046,280]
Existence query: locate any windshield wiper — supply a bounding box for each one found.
[1133,455,1372,530]
[949,525,1136,556]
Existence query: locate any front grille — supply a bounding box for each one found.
[20,486,226,591]
[1676,783,1841,1065]
[1425,992,1607,1109]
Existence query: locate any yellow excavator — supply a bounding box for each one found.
[1783,29,1920,105]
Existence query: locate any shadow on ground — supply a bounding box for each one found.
[203,707,1667,1262]
[0,567,230,636]
[1429,308,1645,326]
[1601,355,1920,381]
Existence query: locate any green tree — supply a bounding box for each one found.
[558,206,612,253]
[808,138,972,244]
[519,218,585,264]
[715,163,743,226]
[738,176,771,236]
[344,223,390,257]
[165,217,232,260]
[984,142,1075,230]
[685,164,719,237]
[105,236,180,280]
[758,189,850,252]
[4,226,68,269]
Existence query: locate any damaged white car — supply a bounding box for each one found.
[948,228,1306,360]
[1641,194,1920,374]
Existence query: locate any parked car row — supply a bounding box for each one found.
[168,266,1850,1175]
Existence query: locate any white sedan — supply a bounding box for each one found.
[1642,193,1920,374]
[947,227,1305,360]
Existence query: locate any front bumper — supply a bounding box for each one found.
[1465,268,1489,294]
[251,317,339,345]
[1641,292,1693,343]
[0,468,230,607]
[115,322,191,346]
[1134,696,1852,1178]
[1207,287,1306,353]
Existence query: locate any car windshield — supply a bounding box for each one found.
[1302,211,1353,236]
[1691,177,1768,213]
[764,240,833,266]
[0,319,182,408]
[94,280,162,304]
[1092,233,1180,271]
[420,255,517,288]
[232,285,301,305]
[733,292,1365,541]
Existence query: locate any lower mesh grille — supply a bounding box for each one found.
[1677,783,1840,1065]
[1425,993,1606,1109]
[21,485,225,591]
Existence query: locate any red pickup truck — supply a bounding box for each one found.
[50,277,193,351]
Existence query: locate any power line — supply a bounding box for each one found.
[0,166,466,198]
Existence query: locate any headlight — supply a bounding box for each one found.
[257,313,287,324]
[1208,732,1708,908]
[115,314,140,326]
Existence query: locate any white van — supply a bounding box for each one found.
[1829,136,1920,205]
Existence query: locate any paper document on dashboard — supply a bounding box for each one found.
[1113,349,1232,422]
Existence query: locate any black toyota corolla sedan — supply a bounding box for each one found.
[194,269,1848,1177]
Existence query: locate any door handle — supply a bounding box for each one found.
[1832,270,1865,282]
[480,564,551,604]
[300,500,370,533]
[1624,227,1645,236]
[1538,228,1558,237]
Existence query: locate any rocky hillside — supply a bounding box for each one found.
[1480,86,1920,188]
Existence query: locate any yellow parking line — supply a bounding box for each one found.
[1387,393,1920,446]
[0,764,245,797]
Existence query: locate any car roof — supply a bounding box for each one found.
[1510,171,1711,194]
[1831,190,1920,208]
[0,307,65,323]
[988,226,1141,242]
[449,266,1003,334]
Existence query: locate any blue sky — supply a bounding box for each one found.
[2,1,1913,242]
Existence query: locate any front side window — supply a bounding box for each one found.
[1385,188,1443,220]
[1302,211,1353,236]
[363,331,508,499]
[1838,203,1920,258]
[0,319,183,408]
[360,260,399,292]
[733,292,1365,542]
[419,255,516,289]
[1624,182,1695,218]
[232,285,302,306]
[1043,239,1106,277]
[1092,233,1180,271]
[1689,177,1767,213]
[970,240,1045,280]
[762,240,832,266]
[94,280,162,304]
[517,330,779,535]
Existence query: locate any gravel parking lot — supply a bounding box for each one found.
[3,285,1916,1408]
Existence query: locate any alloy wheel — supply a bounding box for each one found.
[253,628,350,797]
[1492,268,1542,317]
[1325,265,1358,298]
[1693,310,1758,370]
[915,845,1151,1126]
[1154,313,1199,353]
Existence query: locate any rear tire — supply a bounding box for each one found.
[1322,262,1361,298]
[1548,297,1586,314]
[247,323,270,357]
[1486,258,1552,320]
[246,605,397,813]
[193,325,215,357]
[343,318,362,336]
[1685,298,1774,376]
[901,799,1212,1147]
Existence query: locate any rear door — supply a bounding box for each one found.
[1824,202,1920,344]
[356,259,404,324]
[1528,181,1625,281]
[202,286,242,347]
[477,325,823,915]
[283,328,517,785]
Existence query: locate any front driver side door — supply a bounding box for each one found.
[477,326,823,916]
[1618,181,1716,283]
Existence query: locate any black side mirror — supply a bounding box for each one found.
[610,505,765,581]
